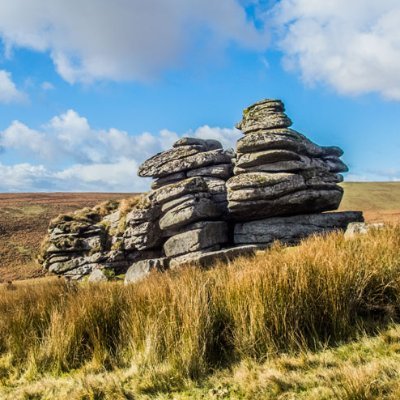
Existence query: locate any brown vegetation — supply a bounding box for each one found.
[0,225,399,398]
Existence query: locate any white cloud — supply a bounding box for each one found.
[0,0,267,84]
[0,70,26,103]
[271,0,400,99]
[191,125,241,150]
[0,110,239,192]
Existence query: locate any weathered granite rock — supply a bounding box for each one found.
[236,129,343,157]
[123,200,163,251]
[234,212,364,245]
[229,189,343,220]
[159,197,221,231]
[138,144,208,177]
[228,99,349,221]
[161,192,210,214]
[64,264,100,279]
[88,268,109,282]
[151,172,187,190]
[124,258,169,284]
[41,101,364,281]
[139,146,232,178]
[163,221,228,257]
[236,99,292,133]
[173,137,222,150]
[150,177,208,205]
[187,164,232,179]
[169,244,265,269]
[234,154,348,174]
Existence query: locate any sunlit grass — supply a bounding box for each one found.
[0,225,399,399]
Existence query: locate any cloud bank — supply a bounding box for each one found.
[0,0,267,84]
[0,110,240,192]
[271,0,400,99]
[0,70,26,103]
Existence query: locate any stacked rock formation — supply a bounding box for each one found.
[138,137,234,266]
[40,98,364,281]
[227,99,363,246]
[40,196,167,280]
[41,207,128,279]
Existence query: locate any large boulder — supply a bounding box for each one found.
[169,244,265,269]
[163,221,228,257]
[234,211,364,245]
[159,196,221,231]
[236,99,292,133]
[124,258,169,284]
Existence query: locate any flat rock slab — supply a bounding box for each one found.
[237,130,343,157]
[124,258,169,284]
[140,149,232,178]
[233,155,348,175]
[187,163,232,179]
[169,244,266,269]
[138,144,207,177]
[159,197,221,231]
[151,172,187,190]
[236,149,302,169]
[163,221,228,257]
[234,211,364,245]
[173,137,222,150]
[229,188,344,220]
[227,172,341,203]
[150,177,208,205]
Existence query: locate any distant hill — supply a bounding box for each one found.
[0,183,399,281]
[340,182,400,223]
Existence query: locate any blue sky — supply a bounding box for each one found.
[0,0,399,192]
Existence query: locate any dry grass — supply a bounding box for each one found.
[0,225,399,399]
[340,182,400,223]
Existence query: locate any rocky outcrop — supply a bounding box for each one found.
[228,99,347,221]
[40,98,364,281]
[141,137,234,266]
[40,196,163,280]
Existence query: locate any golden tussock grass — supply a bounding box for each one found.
[0,225,399,398]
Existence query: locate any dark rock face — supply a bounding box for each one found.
[234,212,364,245]
[40,100,364,280]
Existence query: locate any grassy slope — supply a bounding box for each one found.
[0,226,399,399]
[340,182,400,222]
[3,326,400,399]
